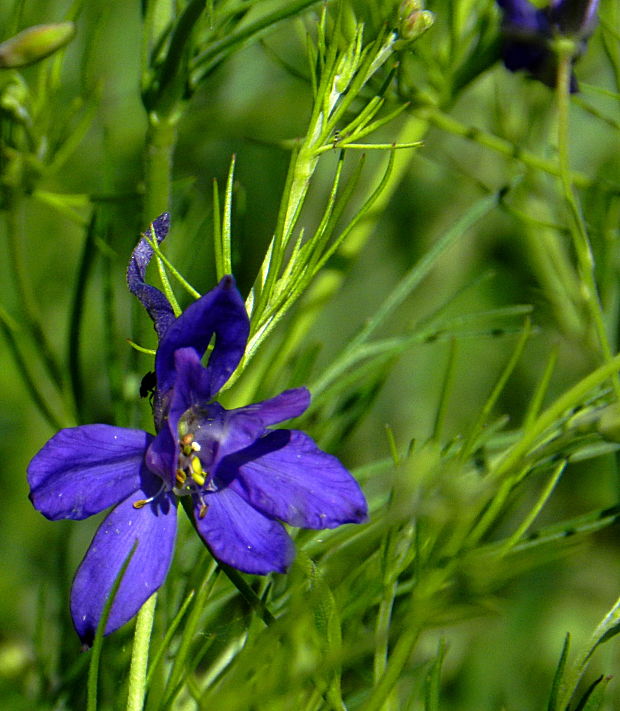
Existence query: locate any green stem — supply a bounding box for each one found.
[255,114,430,384]
[143,113,178,224]
[5,192,66,395]
[425,106,591,189]
[67,213,97,424]
[0,307,64,430]
[179,497,275,625]
[555,49,620,400]
[126,593,158,711]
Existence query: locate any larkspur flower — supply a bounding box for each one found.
[496,0,599,91]
[27,214,367,645]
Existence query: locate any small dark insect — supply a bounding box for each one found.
[139,370,157,399]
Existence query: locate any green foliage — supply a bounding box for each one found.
[2,0,620,709]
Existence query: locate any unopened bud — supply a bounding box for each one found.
[0,22,75,69]
[0,78,30,124]
[397,0,434,44]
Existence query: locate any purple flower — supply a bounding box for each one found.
[27,215,368,644]
[496,0,599,91]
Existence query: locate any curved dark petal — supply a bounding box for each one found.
[27,425,154,521]
[167,347,217,431]
[195,488,294,574]
[221,430,368,529]
[168,352,309,439]
[70,485,177,645]
[145,425,177,489]
[230,388,311,427]
[497,0,545,31]
[127,213,176,340]
[549,0,598,36]
[155,275,249,398]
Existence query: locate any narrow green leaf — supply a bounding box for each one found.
[548,633,571,711]
[460,318,532,463]
[574,675,610,711]
[424,638,447,711]
[556,594,620,711]
[222,153,235,276]
[212,177,223,279]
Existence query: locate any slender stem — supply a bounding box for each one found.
[0,307,64,430]
[555,48,620,400]
[254,114,430,389]
[425,106,591,189]
[373,581,397,711]
[67,213,97,424]
[5,192,65,394]
[143,113,178,224]
[126,593,158,711]
[179,497,275,626]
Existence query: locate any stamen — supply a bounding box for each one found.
[176,469,187,486]
[132,481,166,509]
[190,456,205,486]
[180,432,195,456]
[199,501,208,519]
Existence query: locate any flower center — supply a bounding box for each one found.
[174,405,225,517]
[174,431,214,492]
[135,404,225,516]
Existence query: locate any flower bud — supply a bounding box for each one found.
[397,0,434,43]
[0,78,30,124]
[0,22,75,69]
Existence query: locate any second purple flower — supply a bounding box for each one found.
[496,0,599,91]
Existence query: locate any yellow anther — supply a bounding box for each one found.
[132,499,148,509]
[199,502,208,519]
[190,456,205,486]
[175,469,187,486]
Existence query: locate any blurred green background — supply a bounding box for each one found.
[1,0,620,709]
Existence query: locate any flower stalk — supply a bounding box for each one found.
[555,44,620,398]
[143,114,178,226]
[126,593,158,711]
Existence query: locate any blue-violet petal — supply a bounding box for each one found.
[223,429,369,529]
[155,275,249,398]
[28,425,154,521]
[195,487,295,575]
[70,485,177,645]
